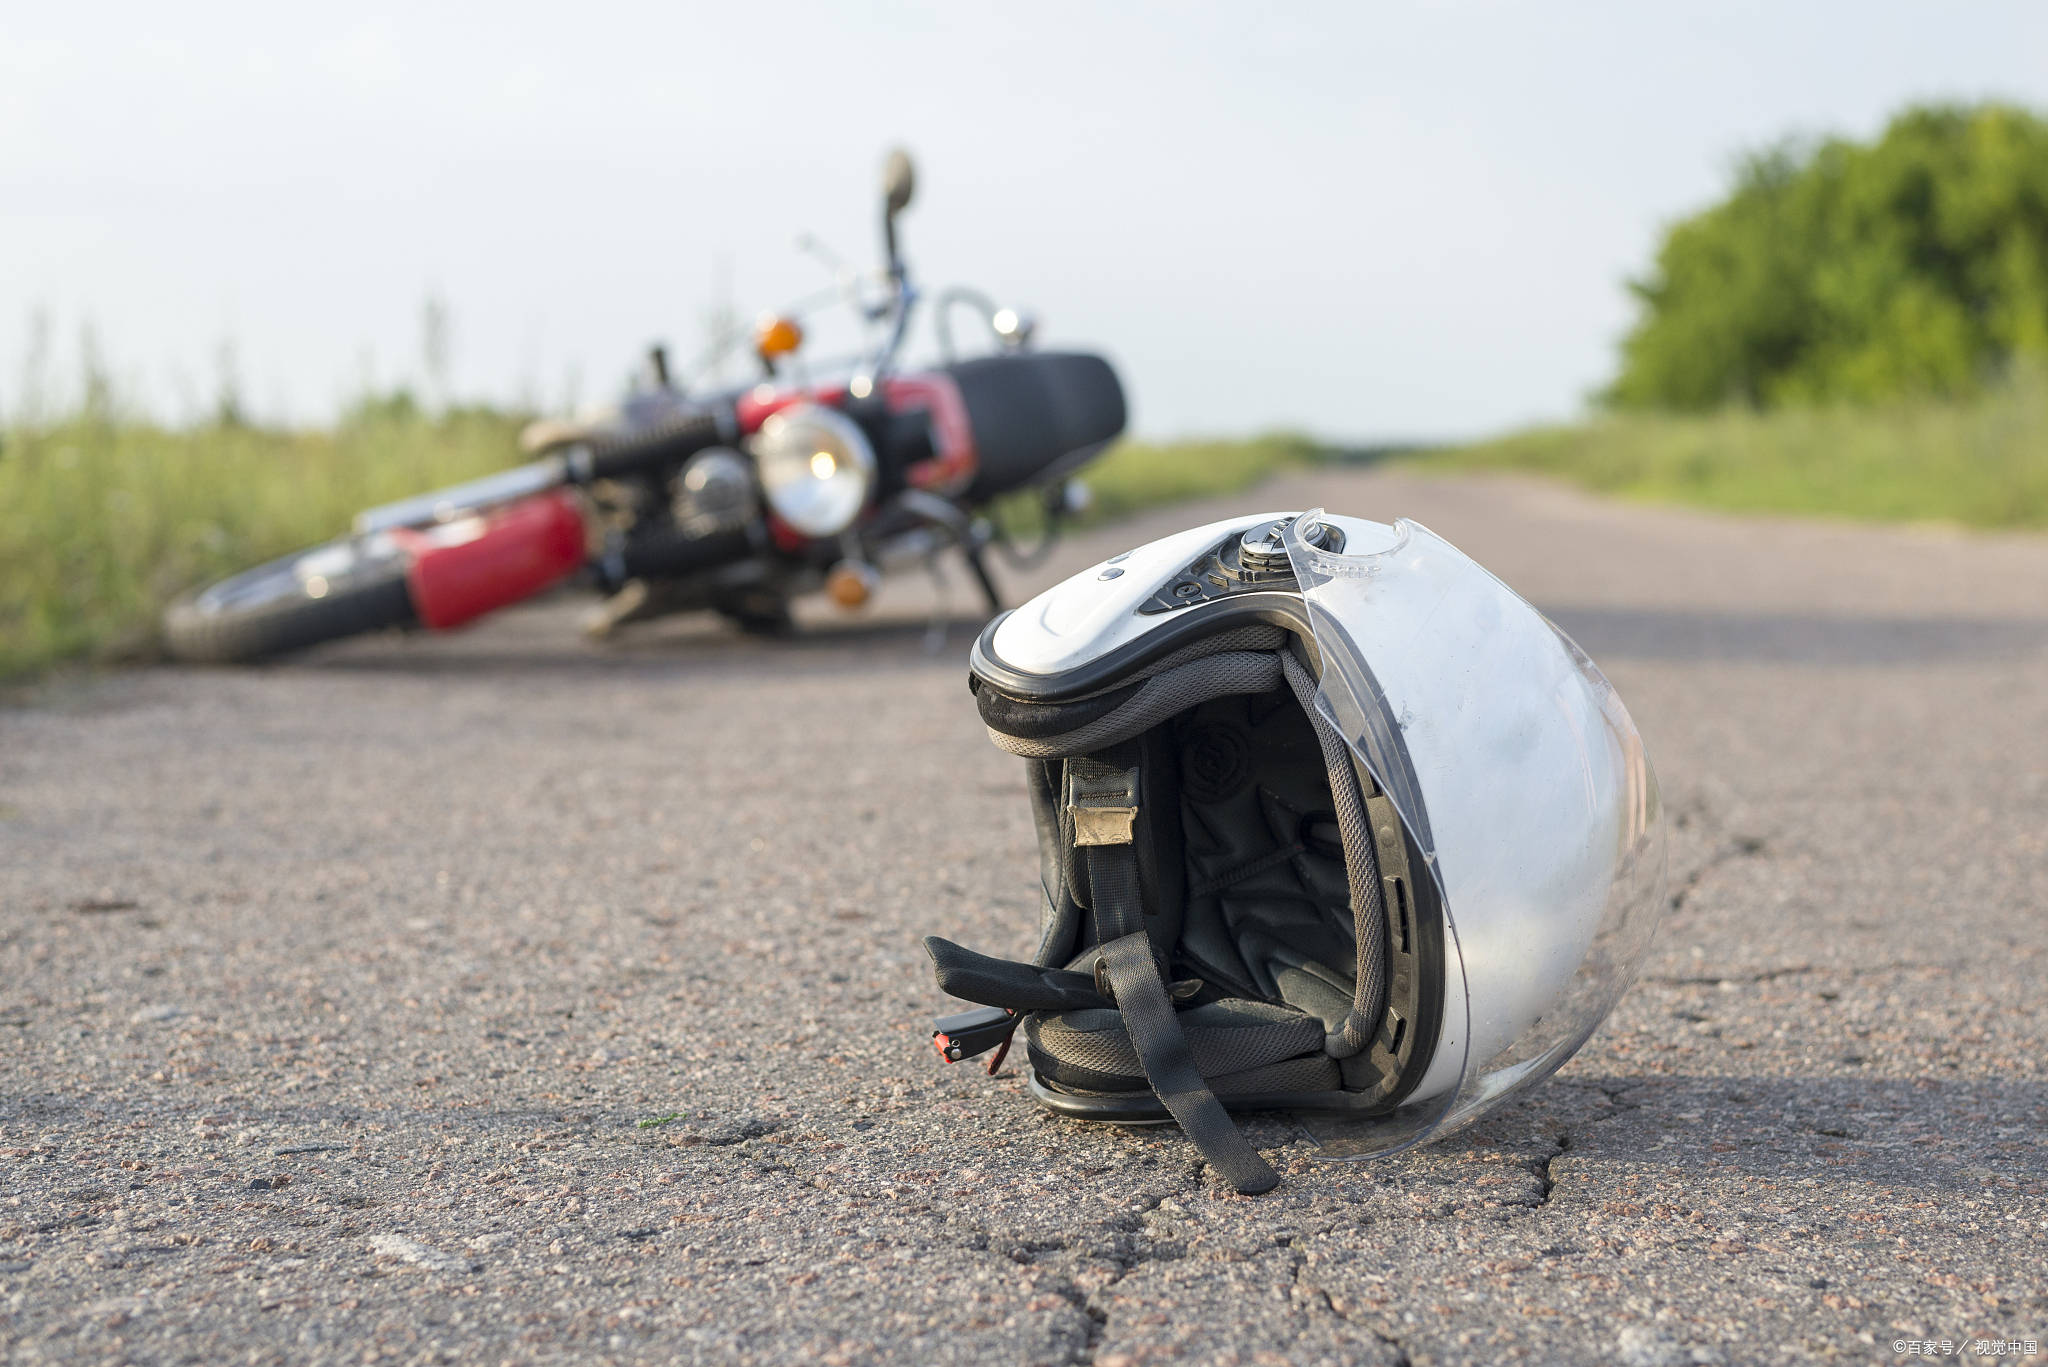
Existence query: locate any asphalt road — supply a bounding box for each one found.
[4,467,2045,1366]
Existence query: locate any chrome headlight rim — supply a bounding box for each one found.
[750,403,877,539]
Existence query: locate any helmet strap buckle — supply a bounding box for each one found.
[1065,760,1140,847]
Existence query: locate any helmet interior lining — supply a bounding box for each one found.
[976,626,1398,1107]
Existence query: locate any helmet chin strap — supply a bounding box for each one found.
[1067,756,1280,1196]
[1092,933,1280,1195]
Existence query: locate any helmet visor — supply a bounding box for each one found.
[1283,512,1665,1158]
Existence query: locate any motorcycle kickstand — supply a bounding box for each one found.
[921,553,954,655]
[961,541,1003,615]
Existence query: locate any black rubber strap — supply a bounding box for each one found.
[1084,844,1145,945]
[922,936,1110,1012]
[1066,754,1146,946]
[1096,932,1280,1195]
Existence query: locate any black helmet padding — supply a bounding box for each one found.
[926,623,1393,1193]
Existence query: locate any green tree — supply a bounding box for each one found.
[1608,103,2048,411]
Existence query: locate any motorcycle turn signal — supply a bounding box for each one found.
[826,560,879,610]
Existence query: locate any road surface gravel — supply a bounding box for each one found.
[3,467,2045,1365]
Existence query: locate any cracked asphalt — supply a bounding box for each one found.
[4,466,2046,1366]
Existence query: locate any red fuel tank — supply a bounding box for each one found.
[399,491,589,630]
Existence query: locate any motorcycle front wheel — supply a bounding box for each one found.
[163,536,418,664]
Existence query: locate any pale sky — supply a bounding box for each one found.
[5,2,2045,439]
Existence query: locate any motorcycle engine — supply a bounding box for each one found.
[671,449,758,538]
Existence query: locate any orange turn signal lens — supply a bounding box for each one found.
[826,560,877,610]
[755,314,805,358]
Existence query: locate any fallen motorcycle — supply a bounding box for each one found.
[164,149,1126,662]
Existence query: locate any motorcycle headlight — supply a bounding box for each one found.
[751,404,877,538]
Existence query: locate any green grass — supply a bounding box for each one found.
[988,431,1326,542]
[0,406,524,679]
[1429,365,2048,529]
[9,373,2042,684]
[0,412,1319,681]
[1068,432,1324,523]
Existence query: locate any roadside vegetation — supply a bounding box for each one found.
[1606,103,2048,411]
[0,405,1319,681]
[1005,431,1325,531]
[0,400,521,679]
[1438,101,2048,531]
[1431,364,2048,528]
[6,382,2043,683]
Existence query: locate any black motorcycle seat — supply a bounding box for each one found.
[945,351,1127,501]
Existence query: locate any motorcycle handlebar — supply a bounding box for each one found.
[574,407,734,483]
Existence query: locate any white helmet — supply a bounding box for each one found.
[923,510,1664,1193]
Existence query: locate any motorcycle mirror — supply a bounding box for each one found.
[882,148,916,218]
